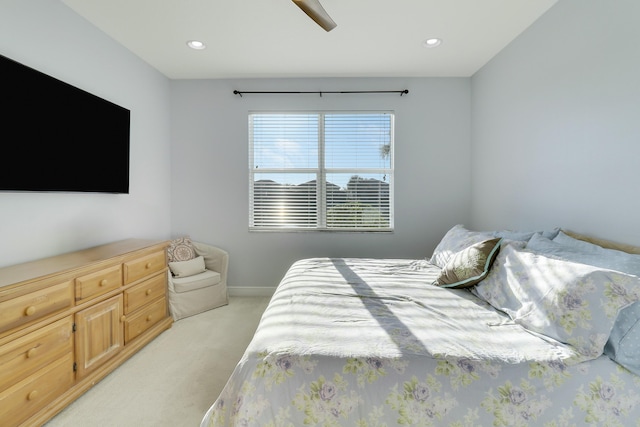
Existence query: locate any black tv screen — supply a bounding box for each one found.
[0,53,130,193]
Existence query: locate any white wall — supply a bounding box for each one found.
[0,0,172,268]
[14,0,626,290]
[170,78,471,289]
[471,0,640,245]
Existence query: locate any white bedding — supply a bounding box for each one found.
[252,258,575,362]
[201,258,640,426]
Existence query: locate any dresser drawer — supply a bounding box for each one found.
[124,297,167,343]
[124,272,167,315]
[75,264,123,303]
[124,251,166,285]
[0,281,73,335]
[0,352,74,426]
[0,316,73,392]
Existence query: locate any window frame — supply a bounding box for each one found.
[248,110,394,232]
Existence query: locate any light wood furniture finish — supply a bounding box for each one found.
[0,239,172,427]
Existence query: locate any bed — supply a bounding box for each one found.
[201,225,640,426]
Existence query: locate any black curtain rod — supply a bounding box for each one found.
[233,89,408,97]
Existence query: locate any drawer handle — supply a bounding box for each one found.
[145,262,152,269]
[146,289,152,296]
[27,390,38,401]
[24,306,37,316]
[26,347,37,358]
[100,279,108,287]
[146,315,153,322]
[120,315,127,322]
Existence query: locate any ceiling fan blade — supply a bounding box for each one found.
[292,0,337,32]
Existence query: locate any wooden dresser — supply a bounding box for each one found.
[0,239,173,427]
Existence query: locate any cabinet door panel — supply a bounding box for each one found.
[75,294,123,379]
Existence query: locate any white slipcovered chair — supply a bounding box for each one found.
[167,241,229,320]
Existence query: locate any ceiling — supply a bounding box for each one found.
[61,0,558,80]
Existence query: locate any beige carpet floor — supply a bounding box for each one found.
[44,296,271,427]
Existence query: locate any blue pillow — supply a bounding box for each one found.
[493,227,560,242]
[604,302,640,376]
[527,232,640,276]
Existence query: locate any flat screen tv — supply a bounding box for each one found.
[0,53,130,193]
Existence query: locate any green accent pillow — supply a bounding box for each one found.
[435,238,503,288]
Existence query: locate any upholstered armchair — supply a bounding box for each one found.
[167,241,229,320]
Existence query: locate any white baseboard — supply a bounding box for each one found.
[228,286,276,297]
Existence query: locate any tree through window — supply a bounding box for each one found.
[249,112,394,231]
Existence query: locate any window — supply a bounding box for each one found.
[249,112,394,231]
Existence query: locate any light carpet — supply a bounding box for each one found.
[44,296,270,427]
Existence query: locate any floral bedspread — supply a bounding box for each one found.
[201,258,640,427]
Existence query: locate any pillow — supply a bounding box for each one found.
[169,256,206,278]
[553,232,640,276]
[526,233,602,264]
[167,236,196,262]
[537,232,640,371]
[430,225,493,268]
[474,244,640,359]
[526,232,640,277]
[562,229,640,255]
[604,302,640,375]
[435,238,502,288]
[493,227,560,242]
[471,242,529,319]
[493,230,537,241]
[541,227,561,240]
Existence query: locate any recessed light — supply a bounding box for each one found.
[187,40,206,50]
[422,38,442,48]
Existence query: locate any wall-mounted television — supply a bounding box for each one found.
[0,53,130,194]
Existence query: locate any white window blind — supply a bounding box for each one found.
[249,112,394,231]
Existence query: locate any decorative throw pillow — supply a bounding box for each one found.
[167,236,196,263]
[169,256,206,278]
[435,238,503,288]
[430,224,493,268]
[474,244,640,359]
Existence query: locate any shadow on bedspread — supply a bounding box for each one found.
[330,258,430,356]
